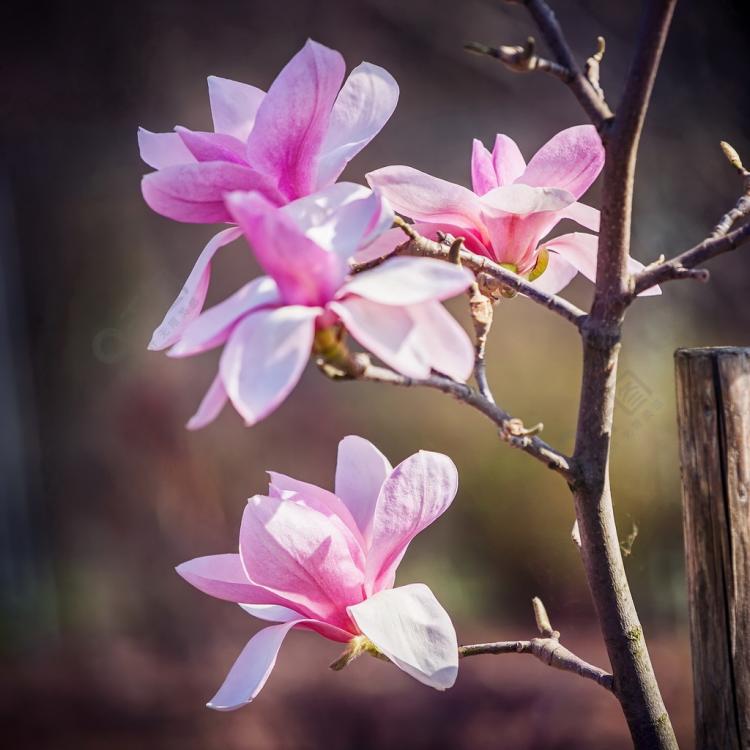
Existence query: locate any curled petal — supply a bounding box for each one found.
[219,306,320,426]
[364,449,458,591]
[557,201,600,232]
[335,435,393,544]
[149,226,243,351]
[367,166,485,233]
[186,373,229,430]
[348,583,459,690]
[169,276,281,358]
[245,40,346,199]
[339,257,473,306]
[208,76,265,141]
[207,616,351,711]
[492,134,526,186]
[141,162,284,223]
[518,124,604,199]
[138,128,195,169]
[317,62,399,188]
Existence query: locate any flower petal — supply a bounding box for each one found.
[282,183,394,262]
[267,471,365,550]
[471,139,498,196]
[340,257,473,306]
[480,184,574,217]
[348,583,458,690]
[245,40,345,199]
[317,62,399,188]
[148,226,243,351]
[543,232,659,295]
[175,127,248,164]
[492,134,526,186]
[329,297,430,379]
[352,222,490,265]
[226,191,347,306]
[518,124,604,199]
[219,305,319,426]
[407,300,474,382]
[138,128,195,169]
[335,435,393,544]
[529,251,578,294]
[557,201,600,232]
[238,603,301,622]
[169,276,281,358]
[186,373,229,430]
[364,450,458,591]
[141,162,284,223]
[177,553,297,607]
[207,616,352,711]
[239,494,365,628]
[367,166,485,232]
[208,76,265,141]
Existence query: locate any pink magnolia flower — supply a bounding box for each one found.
[365,125,660,295]
[168,185,474,428]
[177,435,460,709]
[139,39,400,349]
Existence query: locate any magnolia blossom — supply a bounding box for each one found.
[366,125,659,295]
[177,436,460,709]
[139,39,399,349]
[168,185,474,428]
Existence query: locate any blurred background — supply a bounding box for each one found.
[1,0,748,747]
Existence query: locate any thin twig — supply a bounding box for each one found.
[351,224,587,330]
[356,363,574,480]
[630,142,750,298]
[465,37,570,82]
[520,0,613,130]
[459,597,614,692]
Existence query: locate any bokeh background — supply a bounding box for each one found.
[1,1,748,747]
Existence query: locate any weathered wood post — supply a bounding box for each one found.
[675,347,750,749]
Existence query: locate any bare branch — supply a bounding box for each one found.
[351,224,587,330]
[355,363,574,480]
[459,598,614,692]
[631,142,750,297]
[465,36,570,82]
[520,0,613,129]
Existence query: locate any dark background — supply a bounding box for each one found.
[1,1,748,747]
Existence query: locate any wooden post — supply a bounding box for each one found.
[675,347,750,749]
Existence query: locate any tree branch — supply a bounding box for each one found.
[519,0,614,130]
[351,223,587,330]
[314,330,573,481]
[631,142,750,297]
[459,597,614,692]
[570,2,680,746]
[355,363,574,481]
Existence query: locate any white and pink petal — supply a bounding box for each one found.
[348,583,458,690]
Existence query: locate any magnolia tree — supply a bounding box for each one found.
[139,2,750,747]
